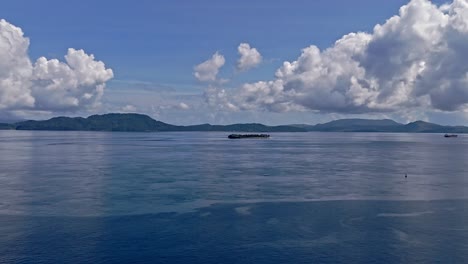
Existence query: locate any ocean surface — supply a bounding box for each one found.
[0,131,468,263]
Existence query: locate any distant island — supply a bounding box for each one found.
[0,113,467,133]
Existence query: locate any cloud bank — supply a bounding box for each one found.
[237,43,262,71]
[193,52,225,82]
[209,0,468,115]
[0,19,113,115]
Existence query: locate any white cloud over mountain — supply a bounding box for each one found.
[0,19,113,115]
[209,0,468,115]
[193,52,225,82]
[237,43,262,71]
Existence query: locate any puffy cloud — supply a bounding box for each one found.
[31,48,113,111]
[0,19,113,115]
[0,19,35,110]
[204,86,238,111]
[215,0,468,115]
[177,102,190,110]
[237,43,262,71]
[193,52,225,82]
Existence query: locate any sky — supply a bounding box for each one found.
[3,0,468,125]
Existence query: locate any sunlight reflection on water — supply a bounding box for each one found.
[0,130,467,216]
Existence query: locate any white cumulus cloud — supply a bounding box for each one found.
[237,43,262,71]
[0,19,35,110]
[0,19,113,115]
[210,0,468,115]
[193,52,225,82]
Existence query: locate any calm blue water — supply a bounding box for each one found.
[0,131,468,263]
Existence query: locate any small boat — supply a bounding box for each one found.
[444,134,458,138]
[228,134,270,139]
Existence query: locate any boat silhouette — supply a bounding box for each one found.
[228,134,270,139]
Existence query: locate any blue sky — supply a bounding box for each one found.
[4,1,409,84]
[1,0,466,125]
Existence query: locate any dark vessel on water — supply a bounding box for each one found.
[228,134,270,139]
[444,134,458,138]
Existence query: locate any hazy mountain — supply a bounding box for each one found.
[401,121,468,133]
[304,119,468,133]
[401,121,444,133]
[308,119,402,132]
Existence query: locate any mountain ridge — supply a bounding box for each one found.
[11,113,306,132]
[2,113,467,133]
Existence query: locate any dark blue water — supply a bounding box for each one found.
[1,131,468,263]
